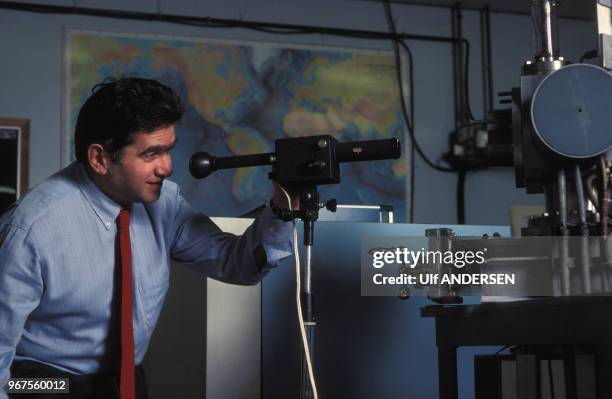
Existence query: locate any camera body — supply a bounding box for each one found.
[271,135,340,187]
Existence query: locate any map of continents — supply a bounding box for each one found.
[66,31,408,219]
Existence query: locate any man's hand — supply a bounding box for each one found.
[272,183,300,211]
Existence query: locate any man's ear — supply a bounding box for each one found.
[87,144,111,175]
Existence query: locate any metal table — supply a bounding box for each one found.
[421,296,612,399]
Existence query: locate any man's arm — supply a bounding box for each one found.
[168,191,293,285]
[0,223,44,399]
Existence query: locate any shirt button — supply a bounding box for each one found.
[106,222,111,228]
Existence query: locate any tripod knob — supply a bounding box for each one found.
[324,199,337,212]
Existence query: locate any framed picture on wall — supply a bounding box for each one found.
[0,118,29,214]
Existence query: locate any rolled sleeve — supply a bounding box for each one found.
[254,206,293,269]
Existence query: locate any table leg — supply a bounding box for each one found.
[437,345,458,399]
[597,343,612,398]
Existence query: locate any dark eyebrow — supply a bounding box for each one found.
[139,140,178,156]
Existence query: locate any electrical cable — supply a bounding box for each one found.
[452,22,482,225]
[462,38,477,122]
[1,0,482,223]
[382,0,458,175]
[397,41,475,170]
[382,0,415,222]
[383,0,474,226]
[0,0,472,138]
[451,5,476,124]
[0,1,461,44]
[451,3,485,225]
[187,0,467,182]
[457,170,466,224]
[276,186,319,399]
[602,156,610,237]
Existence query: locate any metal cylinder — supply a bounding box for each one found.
[575,164,592,294]
[575,164,587,225]
[531,0,560,61]
[558,169,571,295]
[304,244,312,295]
[426,228,455,302]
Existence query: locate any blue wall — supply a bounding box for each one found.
[0,0,597,225]
[0,1,598,398]
[263,221,510,399]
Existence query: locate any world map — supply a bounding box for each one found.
[65,31,408,220]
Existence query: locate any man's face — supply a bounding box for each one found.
[105,125,176,205]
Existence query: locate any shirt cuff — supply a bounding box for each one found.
[260,240,293,270]
[257,206,293,269]
[258,205,293,244]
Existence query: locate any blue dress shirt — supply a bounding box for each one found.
[0,162,292,393]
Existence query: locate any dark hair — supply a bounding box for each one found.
[75,77,184,164]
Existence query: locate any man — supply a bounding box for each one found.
[0,78,296,399]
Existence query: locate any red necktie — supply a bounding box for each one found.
[118,209,135,399]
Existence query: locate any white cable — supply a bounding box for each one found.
[276,185,319,399]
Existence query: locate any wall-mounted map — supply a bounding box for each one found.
[64,30,409,219]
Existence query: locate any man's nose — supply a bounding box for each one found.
[156,153,173,177]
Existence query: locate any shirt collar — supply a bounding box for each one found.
[74,162,123,231]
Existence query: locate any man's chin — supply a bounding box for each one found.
[144,193,162,203]
[138,190,162,204]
